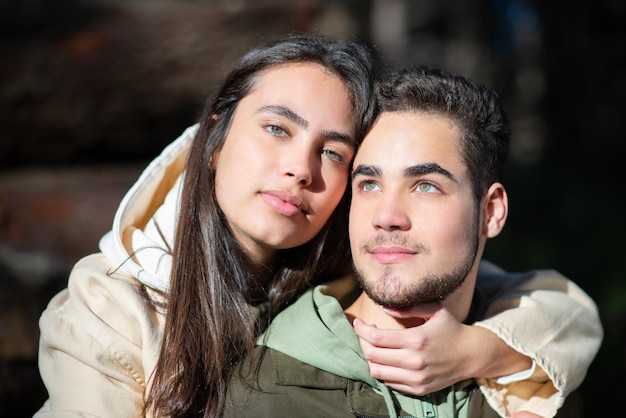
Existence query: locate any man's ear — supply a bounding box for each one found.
[483,182,508,238]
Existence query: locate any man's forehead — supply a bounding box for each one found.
[354,111,462,168]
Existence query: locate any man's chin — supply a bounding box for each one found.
[367,289,445,310]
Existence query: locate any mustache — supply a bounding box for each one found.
[360,233,428,254]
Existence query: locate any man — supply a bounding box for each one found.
[224,66,601,417]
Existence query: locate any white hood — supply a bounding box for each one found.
[99,124,198,292]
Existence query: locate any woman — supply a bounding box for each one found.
[36,33,601,417]
[37,32,375,418]
[146,33,374,416]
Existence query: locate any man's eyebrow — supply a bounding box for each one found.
[352,163,457,182]
[257,104,354,146]
[352,164,381,180]
[405,163,457,183]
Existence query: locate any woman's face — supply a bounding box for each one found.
[213,62,355,265]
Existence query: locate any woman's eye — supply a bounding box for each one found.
[416,182,438,193]
[266,124,287,136]
[322,148,345,164]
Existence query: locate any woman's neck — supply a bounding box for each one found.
[245,260,275,304]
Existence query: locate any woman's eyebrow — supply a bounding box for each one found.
[322,130,353,146]
[257,104,354,146]
[256,105,308,128]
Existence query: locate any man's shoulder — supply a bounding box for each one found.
[226,347,395,418]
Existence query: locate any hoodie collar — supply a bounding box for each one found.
[99,124,198,292]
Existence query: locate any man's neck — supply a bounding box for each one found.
[343,272,479,329]
[344,293,426,329]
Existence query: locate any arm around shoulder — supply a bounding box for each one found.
[474,268,603,417]
[36,253,164,417]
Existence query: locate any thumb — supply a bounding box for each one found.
[352,317,378,329]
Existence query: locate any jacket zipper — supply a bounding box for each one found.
[350,392,437,418]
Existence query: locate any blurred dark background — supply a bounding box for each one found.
[0,0,622,416]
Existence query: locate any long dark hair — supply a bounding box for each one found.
[145,33,375,417]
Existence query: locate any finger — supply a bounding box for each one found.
[371,363,456,396]
[383,379,446,397]
[366,363,436,396]
[358,337,423,368]
[383,302,442,320]
[383,381,429,397]
[353,318,410,348]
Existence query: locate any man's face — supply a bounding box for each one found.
[349,111,480,309]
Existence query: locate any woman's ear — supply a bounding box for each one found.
[209,114,219,169]
[210,150,219,169]
[483,182,508,238]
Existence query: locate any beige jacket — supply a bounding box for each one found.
[35,125,603,417]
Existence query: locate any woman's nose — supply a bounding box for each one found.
[282,151,314,187]
[286,169,312,186]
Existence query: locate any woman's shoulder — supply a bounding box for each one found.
[37,252,163,415]
[41,252,166,349]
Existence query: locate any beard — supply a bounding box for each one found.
[353,220,480,310]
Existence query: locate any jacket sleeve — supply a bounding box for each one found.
[473,263,603,418]
[35,253,163,417]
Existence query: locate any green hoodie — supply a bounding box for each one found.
[249,281,493,418]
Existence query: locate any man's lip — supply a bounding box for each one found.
[370,245,416,254]
[369,246,416,263]
[260,190,309,215]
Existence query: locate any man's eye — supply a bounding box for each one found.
[322,149,345,164]
[360,181,379,192]
[416,182,438,193]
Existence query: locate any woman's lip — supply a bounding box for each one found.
[260,190,308,216]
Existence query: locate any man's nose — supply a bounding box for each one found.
[371,193,411,231]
